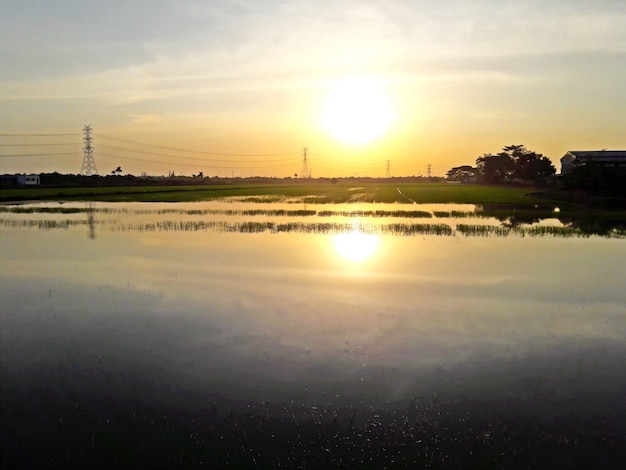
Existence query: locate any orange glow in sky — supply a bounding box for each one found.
[1,1,625,177]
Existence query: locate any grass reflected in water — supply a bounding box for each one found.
[1,203,625,238]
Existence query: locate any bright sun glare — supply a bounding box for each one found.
[321,77,394,145]
[333,229,380,262]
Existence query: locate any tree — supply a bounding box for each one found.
[446,165,476,182]
[114,166,123,176]
[476,153,514,183]
[505,145,555,182]
[197,171,204,179]
[476,145,555,184]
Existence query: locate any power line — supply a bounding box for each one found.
[2,128,435,176]
[1,127,301,174]
[313,156,382,171]
[96,152,296,170]
[0,152,82,157]
[0,143,78,147]
[98,134,299,157]
[97,143,297,164]
[0,133,80,136]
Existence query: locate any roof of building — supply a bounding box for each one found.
[563,150,626,163]
[568,150,626,156]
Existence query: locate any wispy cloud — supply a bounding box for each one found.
[128,114,164,126]
[2,0,625,103]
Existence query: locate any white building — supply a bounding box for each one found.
[17,174,41,185]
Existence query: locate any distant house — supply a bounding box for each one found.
[18,174,40,185]
[561,150,626,175]
[0,174,41,187]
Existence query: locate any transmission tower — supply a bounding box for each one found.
[300,147,310,178]
[427,163,432,178]
[385,159,391,178]
[80,125,97,175]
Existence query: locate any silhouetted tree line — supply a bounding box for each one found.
[447,145,556,185]
[35,172,214,187]
[24,173,440,188]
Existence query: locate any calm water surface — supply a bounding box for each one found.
[2,200,625,467]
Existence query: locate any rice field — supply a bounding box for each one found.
[0,182,548,205]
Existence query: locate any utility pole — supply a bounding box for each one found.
[300,147,310,178]
[80,125,97,176]
[385,159,391,178]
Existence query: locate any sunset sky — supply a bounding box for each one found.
[1,0,625,177]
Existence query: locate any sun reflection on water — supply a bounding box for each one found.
[332,228,380,262]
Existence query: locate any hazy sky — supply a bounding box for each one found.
[1,0,625,177]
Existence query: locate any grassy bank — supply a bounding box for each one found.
[0,181,549,205]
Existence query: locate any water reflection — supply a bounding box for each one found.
[1,200,625,467]
[86,201,96,240]
[333,228,380,262]
[0,201,624,239]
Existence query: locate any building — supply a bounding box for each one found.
[561,150,626,175]
[18,174,40,185]
[0,174,41,187]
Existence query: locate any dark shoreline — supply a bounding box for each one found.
[4,389,625,469]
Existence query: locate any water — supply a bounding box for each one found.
[2,200,625,467]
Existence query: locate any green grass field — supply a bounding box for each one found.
[0,182,550,205]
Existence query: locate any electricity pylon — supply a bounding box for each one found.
[80,125,97,175]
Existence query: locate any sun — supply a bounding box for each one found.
[320,77,394,145]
